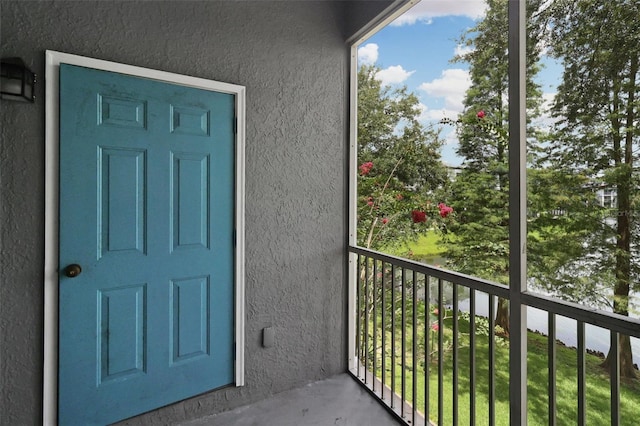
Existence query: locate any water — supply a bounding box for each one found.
[431,285,640,366]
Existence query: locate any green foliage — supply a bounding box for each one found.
[445,166,510,283]
[356,64,449,250]
[541,0,640,308]
[457,311,491,339]
[442,0,546,292]
[538,1,640,375]
[444,0,640,375]
[358,64,445,192]
[451,0,545,169]
[526,168,615,306]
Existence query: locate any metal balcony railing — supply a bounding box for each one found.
[348,245,640,426]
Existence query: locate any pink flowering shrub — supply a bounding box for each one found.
[357,160,455,249]
[359,161,373,176]
[411,210,427,223]
[438,203,454,218]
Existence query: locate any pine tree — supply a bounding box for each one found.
[444,0,545,334]
[544,0,640,378]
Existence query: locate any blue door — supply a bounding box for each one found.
[58,64,235,425]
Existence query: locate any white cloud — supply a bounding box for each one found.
[454,44,474,57]
[417,102,460,123]
[375,65,415,86]
[391,0,487,26]
[418,68,471,113]
[393,15,433,26]
[358,43,379,65]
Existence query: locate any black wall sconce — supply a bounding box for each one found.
[1,58,36,103]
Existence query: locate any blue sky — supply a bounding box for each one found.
[358,0,560,166]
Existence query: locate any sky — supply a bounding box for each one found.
[357,0,560,167]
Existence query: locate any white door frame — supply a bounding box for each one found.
[43,50,246,425]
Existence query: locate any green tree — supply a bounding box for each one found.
[357,64,448,250]
[355,64,450,370]
[443,0,545,334]
[543,0,640,378]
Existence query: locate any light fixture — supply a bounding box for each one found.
[1,58,36,103]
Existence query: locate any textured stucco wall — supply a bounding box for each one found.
[0,1,387,424]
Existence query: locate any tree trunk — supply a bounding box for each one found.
[601,334,637,379]
[600,195,636,377]
[601,59,637,379]
[495,297,510,336]
[601,184,636,377]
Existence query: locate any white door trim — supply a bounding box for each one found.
[43,50,246,425]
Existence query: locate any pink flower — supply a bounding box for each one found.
[367,200,374,207]
[382,218,389,225]
[359,162,373,176]
[431,323,440,332]
[411,210,427,223]
[476,110,486,119]
[438,202,453,218]
[396,194,404,200]
[433,308,439,316]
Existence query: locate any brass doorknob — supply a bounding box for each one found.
[64,264,82,278]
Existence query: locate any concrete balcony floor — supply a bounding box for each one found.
[180,374,402,426]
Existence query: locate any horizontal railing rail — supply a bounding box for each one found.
[522,291,640,339]
[349,245,640,426]
[349,245,510,298]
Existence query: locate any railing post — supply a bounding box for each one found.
[548,313,557,426]
[437,279,444,425]
[365,257,370,384]
[373,261,378,392]
[577,322,586,426]
[391,264,396,409]
[411,270,418,426]
[508,1,528,425]
[489,296,496,426]
[610,332,620,426]
[355,254,361,376]
[452,284,459,426]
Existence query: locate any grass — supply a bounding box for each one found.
[385,231,448,265]
[362,303,640,425]
[366,231,640,424]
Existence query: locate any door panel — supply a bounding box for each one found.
[58,64,235,425]
[99,147,147,256]
[171,151,210,250]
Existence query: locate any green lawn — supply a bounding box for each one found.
[366,231,640,424]
[386,231,448,265]
[364,305,640,425]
